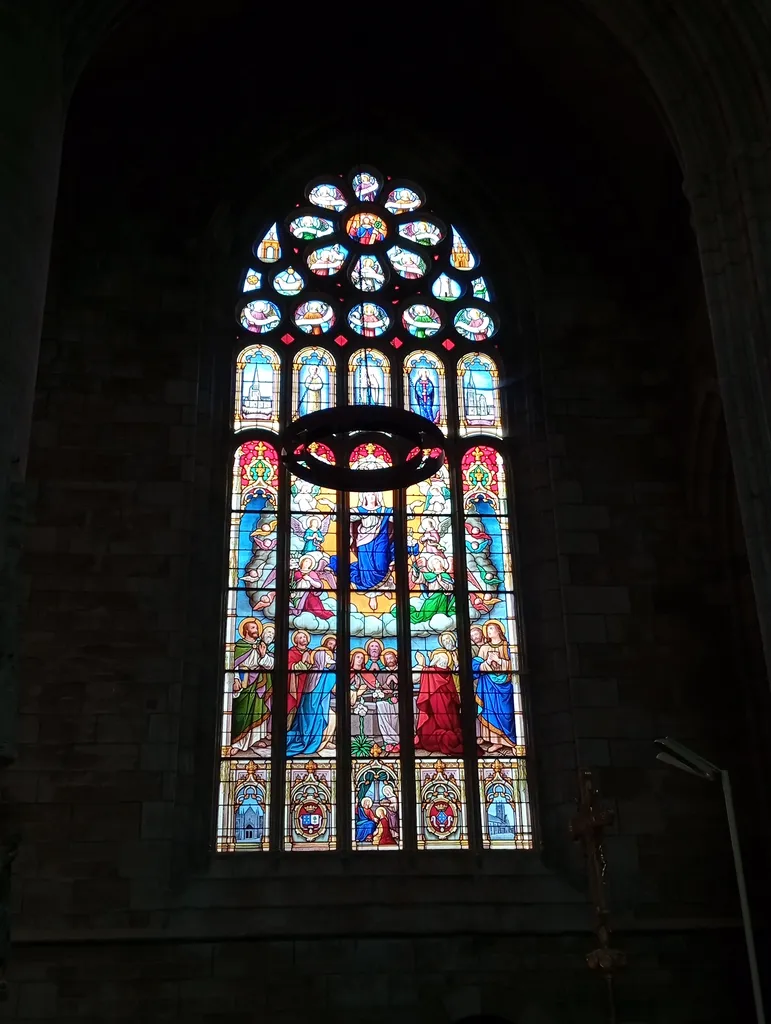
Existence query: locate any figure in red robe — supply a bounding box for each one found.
[414,651,464,754]
[287,630,313,716]
[372,806,397,846]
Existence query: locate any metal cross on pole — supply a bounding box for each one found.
[570,770,627,1024]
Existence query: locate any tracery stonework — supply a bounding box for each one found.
[216,167,532,853]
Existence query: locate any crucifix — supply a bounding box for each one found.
[570,770,626,1024]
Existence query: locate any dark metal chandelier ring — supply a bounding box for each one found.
[280,406,445,490]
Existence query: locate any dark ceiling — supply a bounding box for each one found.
[60,0,693,304]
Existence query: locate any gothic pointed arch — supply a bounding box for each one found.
[216,166,532,853]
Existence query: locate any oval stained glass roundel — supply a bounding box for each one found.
[294,299,335,335]
[273,267,305,296]
[350,254,386,292]
[254,223,281,263]
[385,187,422,214]
[397,220,444,246]
[450,226,477,271]
[352,171,381,202]
[402,303,442,339]
[387,245,426,280]
[347,302,390,337]
[240,299,282,334]
[346,211,387,246]
[308,183,347,212]
[453,306,496,342]
[432,274,462,301]
[289,214,334,241]
[307,243,348,277]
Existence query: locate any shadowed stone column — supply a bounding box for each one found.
[580,0,771,685]
[0,5,67,766]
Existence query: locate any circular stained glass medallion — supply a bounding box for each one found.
[350,254,386,292]
[402,304,442,339]
[289,214,334,241]
[273,267,305,296]
[240,299,281,334]
[432,273,462,301]
[347,302,390,338]
[294,300,335,335]
[385,187,422,214]
[352,171,381,202]
[397,220,444,246]
[346,211,387,246]
[387,246,426,280]
[307,243,348,277]
[308,183,347,212]
[453,306,496,342]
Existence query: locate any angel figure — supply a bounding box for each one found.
[291,513,332,555]
[291,477,321,513]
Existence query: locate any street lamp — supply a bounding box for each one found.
[655,737,766,1024]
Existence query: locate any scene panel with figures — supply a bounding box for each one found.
[217,759,271,852]
[407,516,455,599]
[285,620,338,762]
[478,758,533,849]
[467,598,523,756]
[458,354,501,438]
[352,759,402,849]
[406,464,456,612]
[289,444,337,512]
[352,170,381,202]
[307,243,348,278]
[404,350,447,433]
[288,504,337,624]
[222,591,276,759]
[410,618,464,758]
[384,186,422,215]
[285,454,339,766]
[350,254,387,293]
[285,759,336,851]
[349,632,400,759]
[415,758,468,850]
[462,446,515,597]
[387,245,427,281]
[348,444,396,597]
[235,344,281,433]
[222,441,280,762]
[292,346,336,419]
[348,348,391,404]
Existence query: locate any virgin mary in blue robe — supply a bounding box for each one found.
[285,648,336,756]
[330,501,393,590]
[473,656,517,747]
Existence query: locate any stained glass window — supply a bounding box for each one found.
[217,168,532,853]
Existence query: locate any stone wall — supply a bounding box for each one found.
[3,932,753,1023]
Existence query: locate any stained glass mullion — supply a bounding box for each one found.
[449,445,484,853]
[393,483,417,850]
[338,345,349,408]
[269,454,291,850]
[337,485,352,852]
[268,348,292,850]
[445,351,460,443]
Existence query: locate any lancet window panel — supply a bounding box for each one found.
[217,166,532,853]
